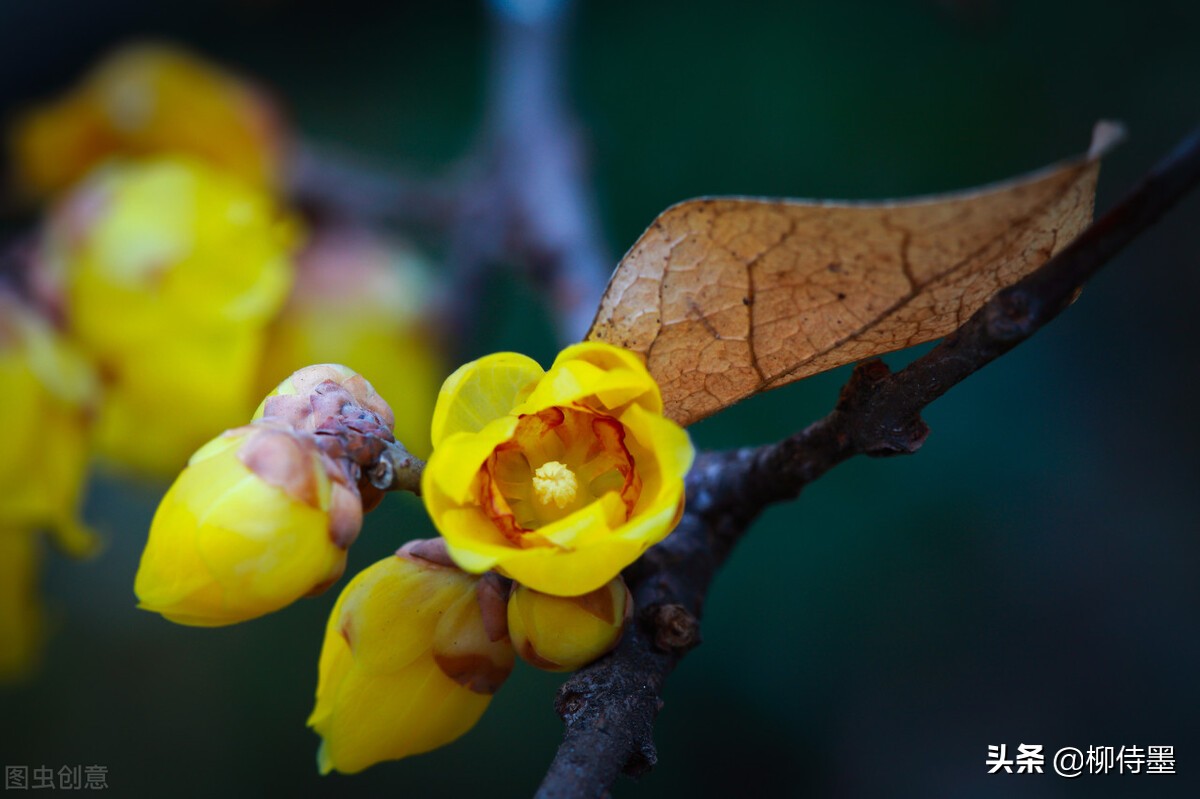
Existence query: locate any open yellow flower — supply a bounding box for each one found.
[309,548,513,774]
[134,421,362,626]
[422,342,694,597]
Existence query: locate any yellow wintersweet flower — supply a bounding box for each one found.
[10,41,285,199]
[422,342,694,597]
[0,293,97,555]
[507,577,631,672]
[134,421,362,626]
[39,156,297,476]
[259,228,444,458]
[0,530,45,681]
[309,546,514,774]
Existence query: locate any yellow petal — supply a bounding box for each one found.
[435,506,513,574]
[430,352,542,448]
[524,491,625,550]
[547,341,663,413]
[422,416,519,504]
[513,358,658,418]
[317,655,490,774]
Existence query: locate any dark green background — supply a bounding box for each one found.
[2,1,1198,796]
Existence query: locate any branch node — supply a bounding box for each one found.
[370,440,425,494]
[642,603,701,654]
[985,287,1039,341]
[838,360,931,456]
[553,686,587,722]
[835,358,893,412]
[624,742,659,778]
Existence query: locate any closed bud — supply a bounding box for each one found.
[134,421,360,626]
[507,576,632,672]
[309,548,514,774]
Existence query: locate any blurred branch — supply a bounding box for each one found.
[291,0,612,348]
[536,126,1200,799]
[445,0,611,347]
[288,143,464,232]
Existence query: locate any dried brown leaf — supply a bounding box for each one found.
[587,125,1121,426]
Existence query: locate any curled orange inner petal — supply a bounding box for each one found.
[479,406,641,545]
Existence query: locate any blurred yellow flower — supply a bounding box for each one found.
[309,548,514,774]
[134,421,362,626]
[259,228,444,458]
[423,342,694,597]
[0,530,44,681]
[10,41,285,199]
[39,156,297,476]
[0,292,97,555]
[507,577,631,672]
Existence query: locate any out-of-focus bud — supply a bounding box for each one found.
[507,576,631,672]
[308,544,514,775]
[0,530,45,681]
[9,41,285,199]
[38,156,297,476]
[134,421,360,626]
[259,228,444,458]
[0,292,97,555]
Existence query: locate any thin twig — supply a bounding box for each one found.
[288,142,465,232]
[535,124,1200,799]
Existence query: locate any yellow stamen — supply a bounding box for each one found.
[532,461,578,509]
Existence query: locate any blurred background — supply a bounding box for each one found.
[1,0,1198,796]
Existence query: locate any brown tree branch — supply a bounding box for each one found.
[446,0,612,348]
[535,124,1200,799]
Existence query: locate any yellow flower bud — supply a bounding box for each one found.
[134,422,360,626]
[0,529,45,681]
[38,156,297,476]
[259,228,444,458]
[422,342,694,596]
[9,41,285,199]
[0,292,97,555]
[507,577,631,672]
[309,548,514,774]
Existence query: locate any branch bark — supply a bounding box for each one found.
[535,124,1200,799]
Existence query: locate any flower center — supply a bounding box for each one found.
[478,406,642,544]
[532,461,578,508]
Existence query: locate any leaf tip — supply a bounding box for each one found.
[1089,120,1127,160]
